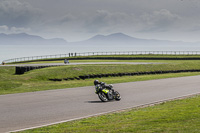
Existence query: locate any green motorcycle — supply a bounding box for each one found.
[95,84,121,102]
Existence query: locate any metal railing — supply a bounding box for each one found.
[3,51,200,63]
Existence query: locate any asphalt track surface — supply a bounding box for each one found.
[1,75,200,133]
[0,62,161,67]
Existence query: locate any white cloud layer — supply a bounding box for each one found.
[0,25,31,34]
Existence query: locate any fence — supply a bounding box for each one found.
[3,51,200,63]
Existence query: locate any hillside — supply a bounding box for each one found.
[0,33,67,45]
[79,32,194,46]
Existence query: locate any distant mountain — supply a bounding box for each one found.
[87,33,140,42]
[80,32,192,45]
[1,32,198,46]
[0,33,67,45]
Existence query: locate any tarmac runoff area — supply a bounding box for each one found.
[0,75,200,132]
[0,62,162,67]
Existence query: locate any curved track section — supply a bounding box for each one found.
[0,75,200,132]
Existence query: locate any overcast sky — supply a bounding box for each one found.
[1,0,200,42]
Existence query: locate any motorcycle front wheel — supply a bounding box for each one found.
[114,91,121,101]
[98,92,109,102]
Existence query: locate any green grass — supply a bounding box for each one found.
[19,94,200,133]
[1,60,200,95]
[2,58,200,132]
[2,71,200,95]
[18,60,200,80]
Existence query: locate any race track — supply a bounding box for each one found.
[0,75,200,132]
[0,62,161,67]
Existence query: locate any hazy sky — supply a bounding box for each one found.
[1,0,200,42]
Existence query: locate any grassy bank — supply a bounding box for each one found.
[19,94,200,133]
[1,59,200,94]
[12,60,200,80]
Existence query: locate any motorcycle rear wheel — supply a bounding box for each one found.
[115,91,121,101]
[98,92,109,102]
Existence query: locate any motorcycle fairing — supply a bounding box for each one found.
[102,89,109,94]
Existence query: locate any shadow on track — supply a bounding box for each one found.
[86,101,103,103]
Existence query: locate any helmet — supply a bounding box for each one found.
[109,84,113,88]
[100,82,105,86]
[94,80,99,85]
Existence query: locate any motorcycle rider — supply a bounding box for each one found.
[94,80,113,90]
[94,80,114,99]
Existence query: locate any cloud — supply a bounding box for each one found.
[139,9,181,32]
[0,25,9,33]
[0,25,31,34]
[44,10,134,34]
[81,10,136,33]
[59,14,76,24]
[74,9,182,34]
[1,0,200,42]
[0,0,41,27]
[10,26,31,33]
[37,9,183,40]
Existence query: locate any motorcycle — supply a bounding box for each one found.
[95,84,121,102]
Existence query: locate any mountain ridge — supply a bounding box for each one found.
[0,32,198,45]
[81,32,191,45]
[0,33,67,45]
[87,32,140,42]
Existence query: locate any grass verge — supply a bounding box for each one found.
[1,70,200,95]
[1,59,200,95]
[19,94,200,133]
